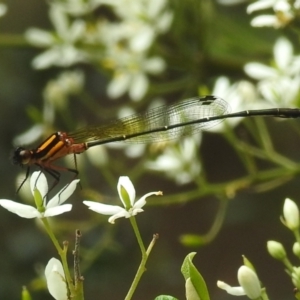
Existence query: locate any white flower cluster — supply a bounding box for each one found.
[218,0,300,28]
[247,0,300,28]
[144,77,259,185]
[245,37,300,106]
[25,0,173,101]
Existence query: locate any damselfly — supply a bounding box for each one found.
[12,95,300,192]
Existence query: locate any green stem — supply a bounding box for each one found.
[149,165,300,206]
[41,218,76,296]
[124,219,158,300]
[282,257,294,273]
[129,216,146,256]
[294,229,300,245]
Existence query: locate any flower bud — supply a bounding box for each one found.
[237,266,261,299]
[267,241,287,260]
[283,198,299,230]
[293,242,300,258]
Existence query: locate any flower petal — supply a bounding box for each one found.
[25,28,55,47]
[274,37,293,70]
[0,200,40,218]
[247,0,275,14]
[107,72,131,99]
[250,15,280,28]
[244,62,276,79]
[108,210,131,224]
[44,204,72,217]
[217,281,246,296]
[30,171,48,199]
[47,179,80,208]
[130,208,144,216]
[118,176,136,207]
[133,191,162,209]
[129,73,148,101]
[45,258,68,300]
[32,48,61,69]
[83,201,125,215]
[238,266,261,299]
[0,4,7,17]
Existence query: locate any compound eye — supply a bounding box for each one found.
[11,147,32,166]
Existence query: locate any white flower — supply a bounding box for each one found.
[13,124,45,146]
[113,0,173,35]
[217,266,261,299]
[25,4,87,69]
[94,0,172,101]
[146,136,202,185]
[247,0,295,28]
[282,198,299,230]
[218,0,248,4]
[83,176,162,223]
[43,70,85,110]
[209,76,260,132]
[52,0,116,16]
[244,37,300,106]
[45,258,68,300]
[0,172,79,218]
[0,3,7,17]
[106,51,165,101]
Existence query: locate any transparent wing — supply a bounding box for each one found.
[69,96,230,144]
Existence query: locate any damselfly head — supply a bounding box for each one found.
[11,147,32,166]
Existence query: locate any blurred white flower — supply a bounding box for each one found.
[83,176,162,223]
[106,51,166,101]
[25,4,87,69]
[0,172,79,218]
[217,266,261,299]
[209,76,260,132]
[247,0,296,28]
[245,37,300,106]
[0,3,7,17]
[45,258,68,300]
[85,145,109,167]
[13,124,45,146]
[114,0,173,35]
[43,70,85,109]
[146,135,202,185]
[218,0,248,4]
[53,0,116,16]
[94,0,172,101]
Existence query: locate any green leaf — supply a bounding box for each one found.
[154,296,179,300]
[181,252,210,300]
